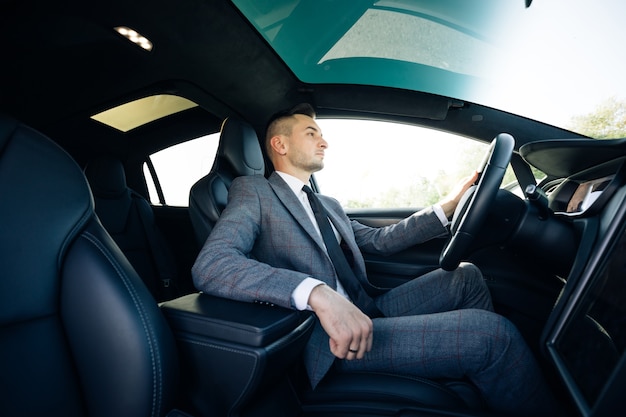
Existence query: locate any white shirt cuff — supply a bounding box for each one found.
[292,277,326,311]
[432,204,450,227]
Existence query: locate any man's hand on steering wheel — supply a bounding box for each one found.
[438,171,479,218]
[439,133,515,271]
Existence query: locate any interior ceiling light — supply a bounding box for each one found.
[114,26,153,51]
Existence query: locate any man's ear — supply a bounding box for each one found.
[270,135,287,155]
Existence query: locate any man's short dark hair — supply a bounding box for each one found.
[265,103,316,157]
[266,103,316,139]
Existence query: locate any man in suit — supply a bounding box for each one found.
[192,103,561,416]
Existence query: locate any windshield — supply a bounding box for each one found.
[233,0,626,138]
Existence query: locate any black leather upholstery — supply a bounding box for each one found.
[303,372,485,413]
[188,117,265,245]
[0,114,179,417]
[85,156,181,302]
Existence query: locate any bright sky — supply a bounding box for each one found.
[481,0,626,128]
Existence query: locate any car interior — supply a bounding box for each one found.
[0,112,484,417]
[4,108,626,417]
[2,1,626,417]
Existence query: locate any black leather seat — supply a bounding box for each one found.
[184,116,486,414]
[85,156,182,302]
[0,114,181,417]
[188,117,265,246]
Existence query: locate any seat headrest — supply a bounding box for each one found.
[0,113,93,324]
[85,156,128,197]
[214,117,265,176]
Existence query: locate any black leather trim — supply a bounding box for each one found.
[161,292,309,347]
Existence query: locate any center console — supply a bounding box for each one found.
[160,293,314,417]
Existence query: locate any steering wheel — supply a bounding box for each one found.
[439,133,515,271]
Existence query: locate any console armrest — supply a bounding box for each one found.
[161,292,306,346]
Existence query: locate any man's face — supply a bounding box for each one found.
[285,114,328,174]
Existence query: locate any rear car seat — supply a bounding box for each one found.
[85,155,183,302]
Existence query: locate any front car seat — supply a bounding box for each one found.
[0,114,180,417]
[188,117,265,246]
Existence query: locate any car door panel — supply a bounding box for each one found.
[347,208,447,289]
[349,207,561,346]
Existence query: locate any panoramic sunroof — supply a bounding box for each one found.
[231,0,626,137]
[231,0,514,101]
[91,94,198,132]
[319,8,492,78]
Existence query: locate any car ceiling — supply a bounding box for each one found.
[0,0,583,163]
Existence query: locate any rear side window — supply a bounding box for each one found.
[144,133,220,206]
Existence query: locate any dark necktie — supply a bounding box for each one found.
[302,185,382,317]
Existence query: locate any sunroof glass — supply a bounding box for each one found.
[91,94,198,132]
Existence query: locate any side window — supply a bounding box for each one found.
[314,119,499,209]
[144,133,220,206]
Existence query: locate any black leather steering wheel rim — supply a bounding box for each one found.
[439,133,515,271]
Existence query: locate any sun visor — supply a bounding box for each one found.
[520,138,626,177]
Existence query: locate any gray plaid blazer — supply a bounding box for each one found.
[192,171,447,387]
